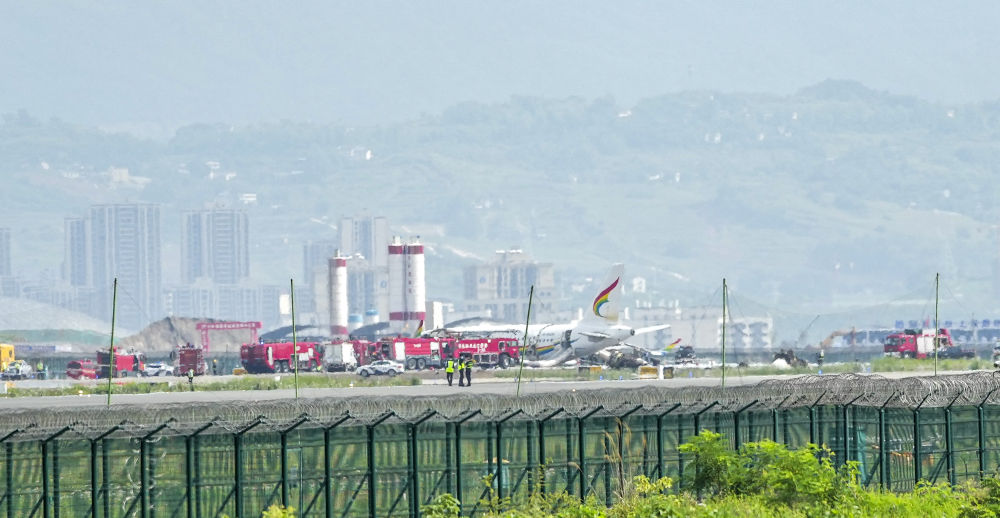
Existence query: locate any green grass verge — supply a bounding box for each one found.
[871,356,992,372]
[1,373,421,397]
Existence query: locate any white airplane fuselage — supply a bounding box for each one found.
[447,263,658,367]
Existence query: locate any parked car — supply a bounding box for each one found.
[1,360,33,380]
[355,359,404,377]
[66,359,97,379]
[143,362,175,377]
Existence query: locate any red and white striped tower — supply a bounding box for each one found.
[404,239,426,328]
[388,236,406,332]
[329,253,349,338]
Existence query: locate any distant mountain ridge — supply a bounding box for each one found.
[2,81,999,320]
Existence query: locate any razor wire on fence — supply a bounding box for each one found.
[4,372,1000,517]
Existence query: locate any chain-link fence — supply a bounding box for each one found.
[4,372,1000,517]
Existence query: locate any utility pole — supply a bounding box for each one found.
[722,278,727,390]
[934,273,940,377]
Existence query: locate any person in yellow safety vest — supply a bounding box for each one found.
[463,357,475,386]
[445,358,456,386]
[457,358,466,387]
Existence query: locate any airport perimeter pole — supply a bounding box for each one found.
[934,273,940,377]
[516,285,534,397]
[291,278,299,399]
[721,278,727,390]
[106,277,117,406]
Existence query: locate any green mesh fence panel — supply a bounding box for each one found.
[12,374,1000,516]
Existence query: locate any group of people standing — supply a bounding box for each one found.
[445,357,474,386]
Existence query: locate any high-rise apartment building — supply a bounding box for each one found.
[463,250,556,322]
[302,239,339,316]
[340,216,388,265]
[89,204,162,331]
[0,227,10,277]
[182,209,249,285]
[63,218,88,286]
[339,216,390,321]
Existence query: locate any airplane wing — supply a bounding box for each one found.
[580,331,611,340]
[634,324,670,335]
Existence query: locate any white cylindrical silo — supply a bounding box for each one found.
[388,236,405,330]
[365,308,380,325]
[329,254,349,338]
[405,240,426,325]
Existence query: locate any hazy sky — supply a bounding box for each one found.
[2,1,999,132]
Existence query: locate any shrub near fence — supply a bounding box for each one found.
[3,373,1000,517]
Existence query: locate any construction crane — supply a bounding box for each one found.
[796,315,821,349]
[820,328,857,350]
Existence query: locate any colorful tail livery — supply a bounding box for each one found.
[413,320,424,338]
[591,263,624,322]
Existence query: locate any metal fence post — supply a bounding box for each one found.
[140,420,174,518]
[525,419,534,497]
[279,415,309,510]
[3,440,10,518]
[186,419,217,518]
[913,394,931,484]
[409,411,437,518]
[772,395,792,443]
[944,394,961,486]
[577,407,603,501]
[535,408,563,496]
[367,412,394,518]
[978,389,996,479]
[808,392,827,446]
[495,410,523,503]
[692,402,719,438]
[102,436,112,518]
[1,428,28,518]
[322,414,351,518]
[877,393,895,490]
[89,426,120,518]
[444,422,453,499]
[234,417,265,518]
[41,426,72,518]
[611,405,642,506]
[656,404,681,481]
[840,395,863,467]
[733,400,759,450]
[453,410,480,514]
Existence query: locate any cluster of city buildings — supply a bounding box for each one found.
[0,206,562,336]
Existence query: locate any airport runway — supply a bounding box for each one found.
[0,369,982,409]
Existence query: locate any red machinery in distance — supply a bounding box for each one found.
[196,321,262,353]
[352,336,520,370]
[240,340,321,374]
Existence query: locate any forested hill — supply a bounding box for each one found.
[3,80,1000,311]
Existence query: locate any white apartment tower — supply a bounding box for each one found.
[182,209,250,285]
[89,203,162,331]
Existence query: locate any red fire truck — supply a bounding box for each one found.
[96,347,146,378]
[66,359,98,380]
[240,340,321,374]
[176,342,208,376]
[451,337,520,369]
[883,328,954,359]
[354,336,520,370]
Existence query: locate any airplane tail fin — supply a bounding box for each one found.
[588,263,624,324]
[413,320,424,338]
